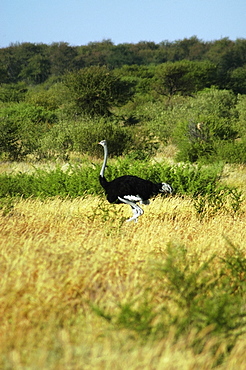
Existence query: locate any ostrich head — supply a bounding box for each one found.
[160,182,173,194]
[99,139,107,147]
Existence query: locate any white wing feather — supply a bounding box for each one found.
[123,195,142,202]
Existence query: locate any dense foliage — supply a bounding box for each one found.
[1,37,246,163]
[1,37,246,91]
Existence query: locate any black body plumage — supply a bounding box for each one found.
[99,175,164,204]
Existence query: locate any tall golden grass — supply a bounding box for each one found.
[1,164,246,369]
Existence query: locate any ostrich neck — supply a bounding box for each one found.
[100,145,108,178]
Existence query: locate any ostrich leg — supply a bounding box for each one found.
[118,196,144,222]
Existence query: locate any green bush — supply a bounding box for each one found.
[131,100,174,143]
[0,160,230,198]
[0,165,102,199]
[40,116,132,158]
[124,88,241,164]
[175,116,238,163]
[215,139,246,163]
[25,82,66,111]
[0,82,28,103]
[236,94,246,137]
[0,112,20,160]
[172,88,239,163]
[0,103,57,159]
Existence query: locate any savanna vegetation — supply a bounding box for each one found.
[1,37,246,368]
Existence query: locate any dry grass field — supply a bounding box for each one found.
[1,163,246,369]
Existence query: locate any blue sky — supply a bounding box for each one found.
[1,0,246,47]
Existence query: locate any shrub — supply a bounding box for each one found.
[0,160,226,198]
[173,88,239,163]
[0,165,102,199]
[236,94,246,137]
[0,103,57,159]
[175,116,238,163]
[0,112,20,160]
[0,82,28,103]
[131,100,174,143]
[40,116,132,158]
[25,82,66,111]
[215,139,246,163]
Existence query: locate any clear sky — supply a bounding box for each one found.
[1,0,246,48]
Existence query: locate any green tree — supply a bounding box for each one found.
[77,39,114,67]
[49,42,78,76]
[0,43,50,84]
[63,65,134,116]
[106,43,142,68]
[114,64,155,95]
[130,41,159,65]
[19,54,51,84]
[0,45,22,83]
[154,60,216,97]
[229,65,246,94]
[224,39,246,92]
[171,36,208,61]
[205,38,235,88]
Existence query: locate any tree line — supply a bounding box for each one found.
[1,36,246,163]
[1,37,246,93]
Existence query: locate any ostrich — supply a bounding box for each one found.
[98,139,173,222]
